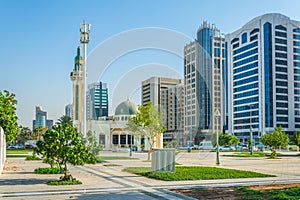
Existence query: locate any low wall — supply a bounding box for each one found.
[0,127,6,175]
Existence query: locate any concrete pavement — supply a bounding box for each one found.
[1,150,300,199]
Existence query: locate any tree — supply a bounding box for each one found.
[0,90,19,143]
[81,130,103,157]
[291,132,300,149]
[17,127,32,144]
[127,103,166,161]
[33,126,48,141]
[57,115,72,125]
[35,116,96,180]
[194,126,205,145]
[260,126,289,158]
[211,133,239,147]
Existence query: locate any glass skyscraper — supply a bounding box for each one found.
[86,82,108,120]
[184,21,225,140]
[226,13,300,142]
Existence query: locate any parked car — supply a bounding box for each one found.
[25,144,36,149]
[7,143,24,149]
[199,141,213,150]
[219,145,236,151]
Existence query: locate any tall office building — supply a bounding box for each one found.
[160,81,184,138]
[142,77,182,107]
[32,106,53,130]
[86,82,108,120]
[184,22,225,140]
[65,104,72,118]
[226,13,300,141]
[142,77,183,141]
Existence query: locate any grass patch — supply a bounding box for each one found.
[236,185,300,200]
[26,155,42,160]
[103,164,122,167]
[123,166,274,181]
[34,167,62,174]
[47,175,82,185]
[96,156,138,163]
[6,149,33,154]
[223,152,269,157]
[6,154,28,158]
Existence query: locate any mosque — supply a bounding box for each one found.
[87,99,163,152]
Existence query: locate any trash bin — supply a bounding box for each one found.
[187,147,191,153]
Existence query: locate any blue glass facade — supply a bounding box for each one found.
[263,22,273,127]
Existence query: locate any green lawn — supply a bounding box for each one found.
[96,156,139,163]
[6,154,28,158]
[123,166,274,181]
[223,152,269,157]
[236,186,300,200]
[6,149,33,154]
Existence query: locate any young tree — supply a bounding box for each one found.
[0,90,19,143]
[81,130,103,157]
[260,126,289,158]
[194,126,205,145]
[33,126,48,141]
[127,103,166,161]
[291,132,300,150]
[36,117,96,180]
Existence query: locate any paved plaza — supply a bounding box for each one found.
[1,151,300,199]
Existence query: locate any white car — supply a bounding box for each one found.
[219,145,235,151]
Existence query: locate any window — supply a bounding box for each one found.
[233,76,258,86]
[250,28,259,35]
[276,66,287,73]
[233,41,258,55]
[233,48,258,61]
[275,52,287,59]
[276,73,287,80]
[275,38,287,45]
[233,55,258,67]
[242,33,247,44]
[276,95,288,101]
[275,25,287,31]
[234,62,258,74]
[275,45,287,51]
[231,38,239,44]
[233,69,258,80]
[276,81,288,87]
[234,83,258,93]
[275,59,287,65]
[250,35,258,41]
[275,31,287,38]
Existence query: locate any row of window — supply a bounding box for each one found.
[233,69,258,80]
[276,45,287,51]
[250,35,258,42]
[275,31,287,38]
[234,103,259,112]
[233,76,258,86]
[234,82,259,93]
[233,55,258,67]
[234,117,259,124]
[233,89,258,99]
[234,110,259,118]
[233,48,258,61]
[233,61,258,74]
[233,41,258,55]
[233,96,259,106]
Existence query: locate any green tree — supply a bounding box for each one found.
[291,132,300,149]
[17,127,32,144]
[211,133,239,148]
[81,130,103,157]
[127,103,166,161]
[57,115,72,125]
[36,116,96,180]
[33,126,48,141]
[194,126,205,145]
[260,126,289,158]
[0,90,19,143]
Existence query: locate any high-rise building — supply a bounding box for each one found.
[142,77,182,107]
[184,22,225,140]
[65,104,72,118]
[32,106,53,130]
[142,77,183,141]
[160,81,184,140]
[226,13,300,142]
[70,46,84,132]
[86,82,108,120]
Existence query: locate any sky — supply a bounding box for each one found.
[1,0,300,128]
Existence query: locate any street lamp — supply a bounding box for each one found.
[129,131,133,157]
[215,109,221,165]
[248,105,253,155]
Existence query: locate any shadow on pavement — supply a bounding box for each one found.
[0,178,48,185]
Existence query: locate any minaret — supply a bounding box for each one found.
[70,46,84,133]
[70,21,91,136]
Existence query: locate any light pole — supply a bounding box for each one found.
[215,109,221,165]
[249,105,253,155]
[129,132,133,157]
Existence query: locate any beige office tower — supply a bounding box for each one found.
[70,47,84,133]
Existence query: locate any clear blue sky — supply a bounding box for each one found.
[1,0,300,128]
